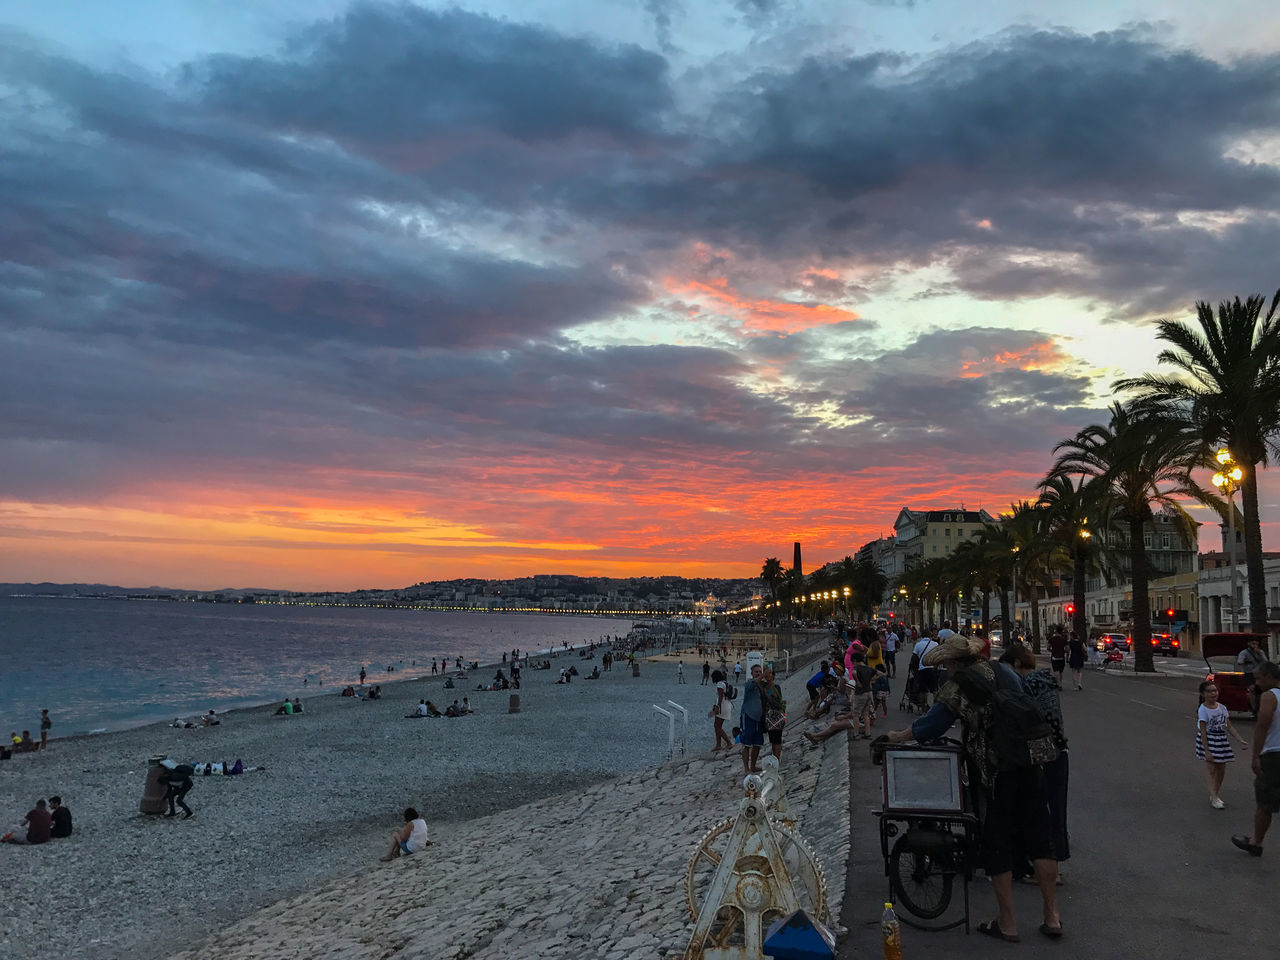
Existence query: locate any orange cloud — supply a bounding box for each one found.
[958,339,1068,378]
[667,277,859,336]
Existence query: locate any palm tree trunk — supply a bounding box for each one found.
[1031,586,1042,654]
[981,589,991,636]
[1072,545,1087,642]
[998,586,1010,638]
[1242,469,1268,634]
[1130,516,1155,674]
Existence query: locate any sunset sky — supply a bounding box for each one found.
[3,0,1280,590]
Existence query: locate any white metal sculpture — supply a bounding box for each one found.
[682,760,828,960]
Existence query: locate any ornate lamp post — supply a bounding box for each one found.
[1212,448,1244,631]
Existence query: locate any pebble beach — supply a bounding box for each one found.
[0,647,847,960]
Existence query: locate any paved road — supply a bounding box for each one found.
[838,662,1278,958]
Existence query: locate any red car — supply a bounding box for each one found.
[1203,632,1270,717]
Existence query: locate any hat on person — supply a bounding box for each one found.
[922,633,988,667]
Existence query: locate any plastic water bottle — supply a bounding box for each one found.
[882,902,903,960]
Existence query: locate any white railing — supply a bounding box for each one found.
[652,700,688,760]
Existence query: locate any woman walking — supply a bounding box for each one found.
[1197,681,1248,809]
[709,670,734,752]
[1067,632,1087,690]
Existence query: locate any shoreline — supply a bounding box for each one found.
[1,644,822,960]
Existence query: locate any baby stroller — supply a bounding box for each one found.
[899,672,925,714]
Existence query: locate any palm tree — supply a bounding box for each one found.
[973,522,1015,634]
[1115,291,1280,633]
[760,557,783,620]
[1000,499,1060,652]
[1036,475,1108,645]
[1050,403,1211,673]
[849,557,888,620]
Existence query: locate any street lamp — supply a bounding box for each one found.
[1212,448,1245,631]
[843,585,851,620]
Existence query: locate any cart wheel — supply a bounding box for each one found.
[888,834,954,920]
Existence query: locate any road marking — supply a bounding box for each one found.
[1129,698,1168,711]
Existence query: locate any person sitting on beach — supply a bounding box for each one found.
[556,669,570,685]
[274,700,294,716]
[201,710,221,726]
[443,677,455,689]
[461,698,472,714]
[18,731,36,752]
[48,796,72,838]
[364,686,382,701]
[1,798,52,845]
[380,807,432,862]
[407,700,430,718]
[805,677,841,721]
[445,701,460,717]
[341,686,356,697]
[586,666,600,680]
[291,698,303,714]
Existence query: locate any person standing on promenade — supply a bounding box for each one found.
[734,662,742,683]
[1047,630,1067,685]
[884,630,898,678]
[761,665,785,761]
[1067,632,1087,691]
[1001,645,1071,881]
[888,635,1063,942]
[738,663,766,774]
[709,670,734,752]
[677,661,686,684]
[1233,661,1280,855]
[1197,681,1247,809]
[39,709,51,749]
[702,661,711,685]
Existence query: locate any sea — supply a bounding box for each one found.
[0,597,633,737]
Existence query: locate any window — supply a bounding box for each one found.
[1143,534,1152,548]
[932,546,937,554]
[1161,533,1170,549]
[945,528,951,537]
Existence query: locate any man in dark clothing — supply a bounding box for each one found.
[49,796,72,838]
[1047,631,1068,684]
[888,634,1062,942]
[164,764,196,819]
[4,798,52,844]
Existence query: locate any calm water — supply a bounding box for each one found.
[0,598,631,736]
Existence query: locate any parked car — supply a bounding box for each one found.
[1096,633,1130,653]
[1150,633,1181,657]
[1204,632,1270,716]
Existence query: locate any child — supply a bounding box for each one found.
[1197,681,1248,809]
[850,653,875,739]
[872,664,891,719]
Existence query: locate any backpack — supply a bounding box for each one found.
[954,665,1059,771]
[723,683,738,701]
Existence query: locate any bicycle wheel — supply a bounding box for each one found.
[888,834,954,920]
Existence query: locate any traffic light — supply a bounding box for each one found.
[1167,609,1175,618]
[1065,603,1075,615]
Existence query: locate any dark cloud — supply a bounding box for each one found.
[193,3,673,144]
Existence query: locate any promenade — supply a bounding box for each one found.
[838,663,1278,958]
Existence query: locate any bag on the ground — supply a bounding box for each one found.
[954,665,1059,770]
